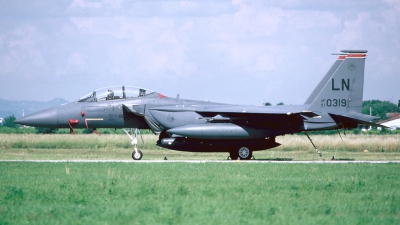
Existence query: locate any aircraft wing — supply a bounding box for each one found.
[195,107,320,121]
[147,106,317,137]
[196,107,386,130]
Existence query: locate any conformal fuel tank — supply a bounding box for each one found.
[166,123,269,139]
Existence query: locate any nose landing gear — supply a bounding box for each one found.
[123,128,144,160]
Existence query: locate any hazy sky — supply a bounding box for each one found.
[1,0,399,105]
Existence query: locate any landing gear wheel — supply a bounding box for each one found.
[132,150,143,160]
[238,147,252,160]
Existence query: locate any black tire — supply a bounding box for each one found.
[132,150,143,160]
[237,147,252,160]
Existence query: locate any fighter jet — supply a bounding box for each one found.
[14,50,384,160]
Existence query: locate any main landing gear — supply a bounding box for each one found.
[123,129,144,160]
[229,147,252,160]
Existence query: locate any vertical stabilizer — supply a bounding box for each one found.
[304,58,343,104]
[307,50,367,114]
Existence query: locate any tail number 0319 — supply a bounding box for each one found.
[320,99,347,107]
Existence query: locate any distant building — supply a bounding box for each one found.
[0,118,3,125]
[378,113,400,130]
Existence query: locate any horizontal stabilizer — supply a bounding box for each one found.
[329,113,388,128]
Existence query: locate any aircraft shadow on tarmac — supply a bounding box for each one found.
[251,158,293,161]
[332,158,355,161]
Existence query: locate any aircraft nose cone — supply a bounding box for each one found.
[14,108,58,128]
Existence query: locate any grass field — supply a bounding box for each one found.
[1,133,399,161]
[1,162,399,224]
[1,134,399,224]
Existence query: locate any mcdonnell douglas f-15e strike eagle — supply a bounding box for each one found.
[15,50,385,160]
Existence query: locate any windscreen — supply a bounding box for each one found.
[78,86,155,102]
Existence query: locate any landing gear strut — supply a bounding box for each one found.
[123,128,144,160]
[305,132,322,157]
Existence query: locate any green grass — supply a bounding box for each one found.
[1,133,400,161]
[1,134,399,152]
[0,162,399,224]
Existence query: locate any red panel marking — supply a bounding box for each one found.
[69,119,79,125]
[158,93,166,98]
[346,53,366,58]
[68,119,79,135]
[337,53,366,60]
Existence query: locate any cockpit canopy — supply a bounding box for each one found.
[78,86,155,102]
